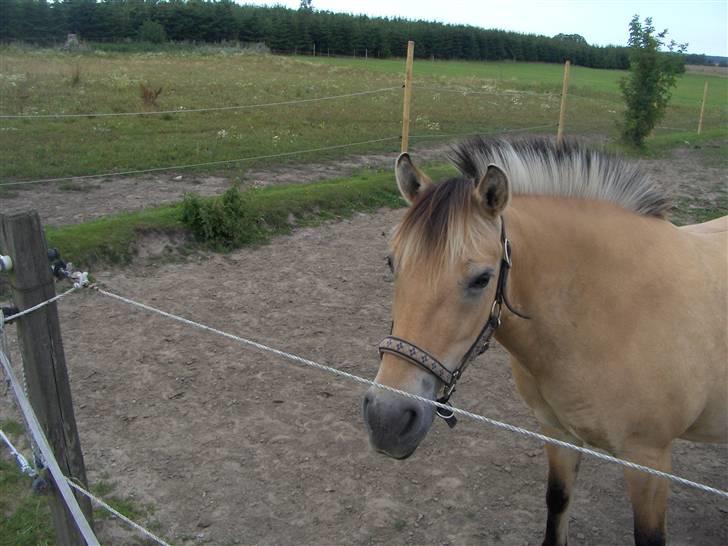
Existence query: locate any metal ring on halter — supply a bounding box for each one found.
[436,402,456,420]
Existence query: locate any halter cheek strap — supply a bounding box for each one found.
[377,217,529,428]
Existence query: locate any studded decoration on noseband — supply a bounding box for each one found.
[378,217,529,428]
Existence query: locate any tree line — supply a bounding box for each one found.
[3,0,684,70]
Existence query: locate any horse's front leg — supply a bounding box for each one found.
[542,426,583,546]
[622,445,672,546]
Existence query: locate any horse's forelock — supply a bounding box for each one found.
[392,176,496,279]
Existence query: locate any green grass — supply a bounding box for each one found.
[608,126,728,158]
[1,46,725,183]
[47,205,182,265]
[0,439,156,546]
[0,461,54,546]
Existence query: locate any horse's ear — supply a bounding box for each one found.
[395,153,431,204]
[475,164,510,216]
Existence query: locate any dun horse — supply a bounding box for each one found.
[362,137,727,546]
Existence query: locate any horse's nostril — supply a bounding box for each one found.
[399,408,419,437]
[363,391,372,413]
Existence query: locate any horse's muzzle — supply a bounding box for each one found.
[362,388,435,459]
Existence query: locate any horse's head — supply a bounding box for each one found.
[363,152,512,459]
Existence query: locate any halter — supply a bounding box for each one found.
[378,217,529,428]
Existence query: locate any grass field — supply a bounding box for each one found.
[1,45,726,183]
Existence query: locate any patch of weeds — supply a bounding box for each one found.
[90,480,154,523]
[181,185,262,249]
[0,455,54,546]
[393,519,407,531]
[160,112,174,121]
[0,419,24,435]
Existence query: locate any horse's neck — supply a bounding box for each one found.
[496,195,676,373]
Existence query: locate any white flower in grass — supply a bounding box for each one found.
[217,129,228,139]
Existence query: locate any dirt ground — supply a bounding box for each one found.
[1,142,727,545]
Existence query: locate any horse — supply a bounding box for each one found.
[362,136,727,546]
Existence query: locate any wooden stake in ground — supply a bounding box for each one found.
[401,41,415,153]
[556,60,571,145]
[0,211,93,545]
[698,80,708,134]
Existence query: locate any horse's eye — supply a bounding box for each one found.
[469,271,492,290]
[385,255,394,273]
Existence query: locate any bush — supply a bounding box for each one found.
[137,20,167,44]
[181,186,260,248]
[619,16,686,148]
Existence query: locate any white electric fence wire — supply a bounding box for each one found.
[0,325,43,470]
[92,286,728,500]
[0,87,400,119]
[0,136,401,188]
[66,479,173,546]
[0,428,36,477]
[3,286,78,322]
[0,349,99,545]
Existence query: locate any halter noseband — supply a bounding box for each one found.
[378,217,528,428]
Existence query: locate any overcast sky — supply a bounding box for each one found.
[241,0,727,56]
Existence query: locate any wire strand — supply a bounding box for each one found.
[0,87,400,119]
[0,136,401,187]
[66,480,173,546]
[2,286,78,322]
[91,286,728,500]
[0,429,37,477]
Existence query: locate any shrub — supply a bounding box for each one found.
[619,16,686,148]
[181,186,260,248]
[137,20,167,44]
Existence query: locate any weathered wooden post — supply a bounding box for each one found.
[556,59,571,145]
[697,80,708,134]
[0,211,93,545]
[401,40,415,153]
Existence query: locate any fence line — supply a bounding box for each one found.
[0,347,99,545]
[76,285,726,500]
[0,87,400,120]
[0,136,401,187]
[3,282,728,499]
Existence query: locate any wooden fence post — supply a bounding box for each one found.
[556,60,571,145]
[697,81,708,134]
[401,40,415,153]
[0,211,93,545]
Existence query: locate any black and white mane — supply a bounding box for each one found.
[449,136,670,218]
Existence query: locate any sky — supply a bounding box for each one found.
[241,0,728,56]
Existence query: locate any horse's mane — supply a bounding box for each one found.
[449,136,670,218]
[391,136,670,275]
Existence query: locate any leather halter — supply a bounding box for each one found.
[378,217,528,428]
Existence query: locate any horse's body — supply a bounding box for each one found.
[362,137,727,546]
